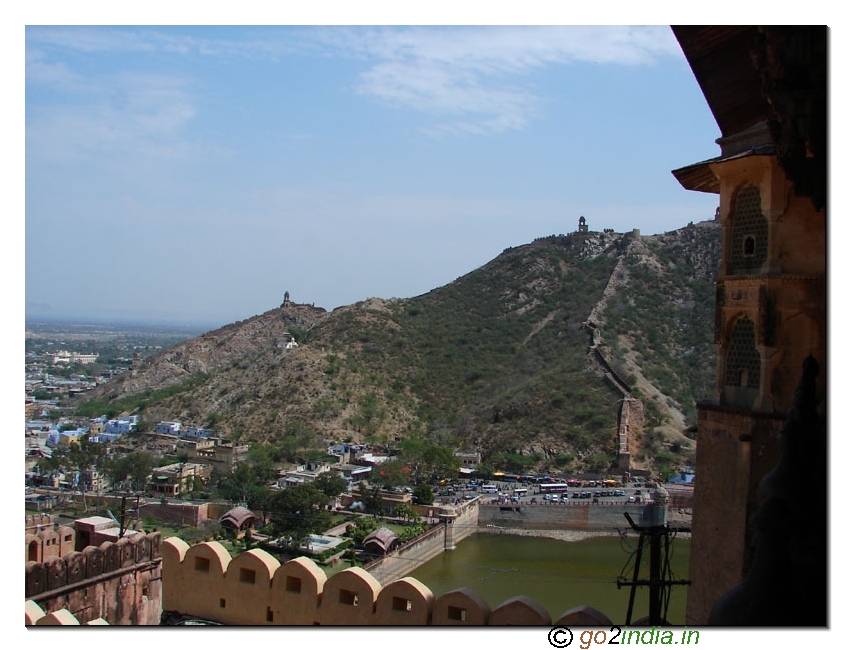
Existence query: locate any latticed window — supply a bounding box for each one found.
[725,317,760,389]
[729,185,768,274]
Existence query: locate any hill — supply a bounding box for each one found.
[77,221,721,477]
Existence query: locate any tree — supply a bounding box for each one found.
[359,481,384,515]
[105,451,154,493]
[267,484,332,551]
[43,436,105,511]
[413,483,434,505]
[347,515,379,545]
[394,503,419,523]
[313,472,347,499]
[373,459,410,488]
[216,462,269,509]
[400,440,460,483]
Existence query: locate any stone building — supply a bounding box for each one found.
[670,26,826,624]
[147,462,212,495]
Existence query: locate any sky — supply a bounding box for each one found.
[21,17,736,329]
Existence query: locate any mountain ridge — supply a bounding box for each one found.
[79,220,722,477]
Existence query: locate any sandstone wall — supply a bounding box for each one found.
[25,531,163,625]
[159,538,620,626]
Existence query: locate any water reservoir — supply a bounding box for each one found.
[408,533,690,624]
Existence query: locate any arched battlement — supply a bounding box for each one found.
[82,543,104,577]
[35,608,81,626]
[374,576,434,625]
[270,556,327,624]
[555,604,614,626]
[317,567,383,625]
[432,586,492,625]
[221,549,280,625]
[490,595,552,625]
[172,541,233,621]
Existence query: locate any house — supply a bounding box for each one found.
[277,460,333,488]
[180,426,214,440]
[180,438,249,473]
[453,450,481,475]
[334,463,372,484]
[156,421,182,435]
[147,463,212,495]
[105,416,139,434]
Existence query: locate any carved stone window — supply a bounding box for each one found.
[729,185,768,274]
[725,317,760,389]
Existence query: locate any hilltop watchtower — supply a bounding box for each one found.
[578,215,588,233]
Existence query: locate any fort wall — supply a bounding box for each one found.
[25,531,163,625]
[478,503,646,530]
[364,499,479,586]
[157,537,621,626]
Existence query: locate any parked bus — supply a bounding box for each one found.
[538,483,570,494]
[513,487,528,497]
[481,484,499,494]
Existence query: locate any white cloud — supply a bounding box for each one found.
[27,26,682,138]
[319,26,681,134]
[27,68,198,163]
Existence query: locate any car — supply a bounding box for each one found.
[614,489,625,496]
[628,496,636,503]
[634,489,642,495]
[572,492,580,499]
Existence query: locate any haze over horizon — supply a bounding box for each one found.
[25,23,724,329]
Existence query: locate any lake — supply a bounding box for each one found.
[408,532,690,624]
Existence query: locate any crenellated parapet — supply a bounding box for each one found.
[25,600,108,625]
[25,531,163,625]
[161,537,618,626]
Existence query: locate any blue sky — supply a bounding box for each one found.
[26,0,839,334]
[24,22,726,328]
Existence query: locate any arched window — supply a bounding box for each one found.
[725,317,760,389]
[729,185,768,273]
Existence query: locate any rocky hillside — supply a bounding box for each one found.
[78,221,721,477]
